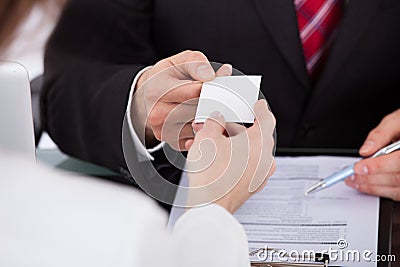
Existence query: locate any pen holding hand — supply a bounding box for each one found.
[306,109,400,199]
[345,109,400,201]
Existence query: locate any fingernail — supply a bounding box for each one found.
[355,184,360,190]
[360,141,374,154]
[350,175,355,181]
[196,65,215,80]
[258,99,268,109]
[210,111,221,118]
[355,164,368,175]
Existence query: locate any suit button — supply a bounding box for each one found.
[119,166,132,179]
[300,123,314,137]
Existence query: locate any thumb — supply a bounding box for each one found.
[250,99,276,137]
[169,50,215,82]
[200,111,227,136]
[360,109,400,156]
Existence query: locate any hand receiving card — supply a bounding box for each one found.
[195,76,262,123]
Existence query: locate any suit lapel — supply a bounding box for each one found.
[315,0,380,90]
[251,0,311,90]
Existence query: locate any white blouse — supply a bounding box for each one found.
[0,152,249,267]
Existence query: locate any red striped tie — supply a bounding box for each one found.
[295,0,344,81]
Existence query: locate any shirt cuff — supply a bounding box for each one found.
[172,204,250,267]
[126,66,165,162]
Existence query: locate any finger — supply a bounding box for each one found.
[250,160,276,194]
[192,122,204,133]
[268,159,277,177]
[152,119,194,142]
[215,64,233,77]
[163,123,195,140]
[192,122,237,138]
[353,151,400,175]
[199,112,227,137]
[169,138,193,151]
[178,138,194,151]
[249,99,276,137]
[147,104,175,128]
[359,109,400,157]
[257,160,277,193]
[169,50,215,82]
[346,182,400,201]
[225,122,246,136]
[185,139,195,150]
[246,100,276,193]
[248,137,275,193]
[253,175,269,194]
[345,172,400,186]
[162,80,202,103]
[148,100,197,128]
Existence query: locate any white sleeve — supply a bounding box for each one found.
[126,66,165,162]
[171,204,250,267]
[0,153,248,267]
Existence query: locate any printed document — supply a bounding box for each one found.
[168,156,380,267]
[235,156,379,267]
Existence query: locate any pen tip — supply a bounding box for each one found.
[305,181,325,195]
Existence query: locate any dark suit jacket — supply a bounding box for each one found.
[42,0,400,178]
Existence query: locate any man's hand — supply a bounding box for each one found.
[131,50,232,150]
[345,109,400,201]
[186,100,276,213]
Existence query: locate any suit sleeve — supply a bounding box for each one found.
[41,0,156,173]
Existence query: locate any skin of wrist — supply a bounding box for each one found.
[131,68,158,147]
[135,68,150,91]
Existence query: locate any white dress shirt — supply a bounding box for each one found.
[126,66,162,162]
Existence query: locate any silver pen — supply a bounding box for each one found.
[305,140,400,195]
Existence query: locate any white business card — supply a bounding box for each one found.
[195,75,261,123]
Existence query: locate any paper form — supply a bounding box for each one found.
[168,156,380,266]
[234,156,379,267]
